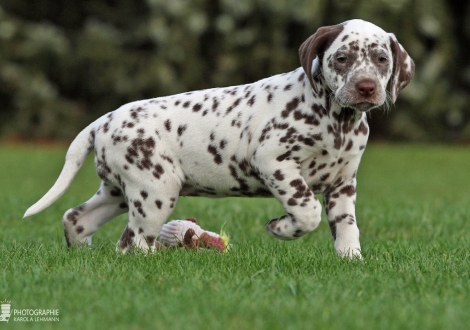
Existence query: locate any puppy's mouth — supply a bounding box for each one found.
[349,101,378,112]
[338,101,378,112]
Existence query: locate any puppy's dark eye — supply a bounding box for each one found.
[336,56,348,63]
[378,56,388,63]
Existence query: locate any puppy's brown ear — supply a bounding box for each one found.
[388,34,415,103]
[299,24,344,89]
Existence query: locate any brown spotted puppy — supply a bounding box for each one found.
[24,19,414,258]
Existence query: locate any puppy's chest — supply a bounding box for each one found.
[300,151,348,192]
[298,112,369,192]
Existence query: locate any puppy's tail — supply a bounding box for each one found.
[23,123,96,218]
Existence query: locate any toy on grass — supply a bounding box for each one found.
[158,219,230,252]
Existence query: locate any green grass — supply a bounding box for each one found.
[0,144,469,329]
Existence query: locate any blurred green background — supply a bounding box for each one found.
[0,0,469,142]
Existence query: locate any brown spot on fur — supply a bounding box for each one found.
[153,164,165,179]
[320,173,330,181]
[208,145,223,164]
[177,125,187,136]
[164,119,171,132]
[193,103,202,112]
[290,179,303,187]
[276,151,291,162]
[119,227,135,250]
[281,97,300,118]
[273,170,284,181]
[247,95,256,106]
[146,236,156,246]
[340,185,356,196]
[287,198,298,206]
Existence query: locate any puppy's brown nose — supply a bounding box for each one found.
[356,80,376,97]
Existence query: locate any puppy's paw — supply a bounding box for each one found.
[336,247,362,260]
[265,215,303,240]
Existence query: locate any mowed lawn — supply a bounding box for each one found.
[0,144,469,330]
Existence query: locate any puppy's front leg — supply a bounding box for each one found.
[259,162,323,240]
[323,177,362,258]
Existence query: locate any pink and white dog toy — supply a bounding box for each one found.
[158,219,229,251]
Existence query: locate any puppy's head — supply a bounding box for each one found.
[300,19,414,111]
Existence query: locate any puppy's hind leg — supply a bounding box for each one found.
[117,176,181,253]
[63,181,128,247]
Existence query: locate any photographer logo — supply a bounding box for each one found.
[0,300,59,323]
